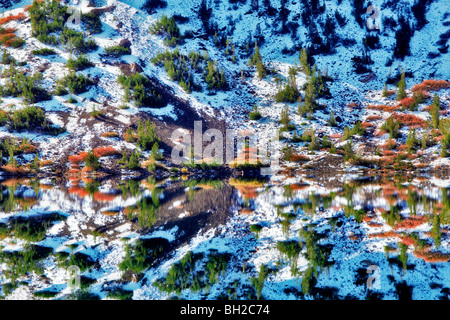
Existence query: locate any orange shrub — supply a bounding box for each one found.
[397,97,415,109]
[347,102,359,109]
[393,215,427,230]
[329,133,341,139]
[0,27,16,35]
[411,80,450,92]
[93,146,120,158]
[69,186,89,198]
[68,151,88,164]
[382,150,396,156]
[367,105,400,112]
[381,139,396,150]
[373,130,386,137]
[1,165,29,174]
[290,154,310,162]
[392,113,426,128]
[101,132,119,138]
[366,115,382,122]
[240,208,254,214]
[94,192,117,202]
[287,183,309,191]
[368,231,399,239]
[39,160,53,167]
[0,13,26,26]
[413,250,450,263]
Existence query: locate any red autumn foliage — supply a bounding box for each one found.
[393,215,427,230]
[347,102,359,109]
[94,192,117,202]
[397,97,415,109]
[367,104,400,112]
[413,250,450,263]
[373,130,387,137]
[368,231,399,239]
[68,186,89,198]
[382,150,396,156]
[287,183,309,191]
[411,80,450,92]
[0,13,26,26]
[240,208,254,215]
[392,113,426,128]
[290,154,310,162]
[366,115,382,122]
[329,133,341,139]
[93,146,120,158]
[68,152,88,164]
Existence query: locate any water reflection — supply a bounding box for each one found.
[0,175,448,300]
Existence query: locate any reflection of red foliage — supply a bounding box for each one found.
[288,183,309,191]
[240,208,254,214]
[413,250,450,263]
[69,186,89,198]
[94,192,117,202]
[368,231,398,239]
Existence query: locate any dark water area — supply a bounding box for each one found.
[0,174,448,300]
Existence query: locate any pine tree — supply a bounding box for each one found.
[85,150,100,170]
[151,142,163,160]
[128,151,140,170]
[343,139,354,162]
[33,152,40,171]
[382,82,389,97]
[119,149,128,165]
[431,94,440,130]
[397,69,406,101]
[406,128,416,153]
[299,48,310,76]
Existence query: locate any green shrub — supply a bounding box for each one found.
[85,150,100,170]
[250,264,269,300]
[33,290,59,298]
[10,38,25,48]
[82,12,102,34]
[381,116,401,139]
[2,69,51,104]
[151,49,203,93]
[10,106,45,131]
[204,60,227,91]
[32,48,56,56]
[149,15,181,46]
[117,73,165,108]
[58,72,94,94]
[66,55,93,71]
[250,224,263,239]
[106,288,133,300]
[343,121,366,140]
[105,45,131,57]
[249,105,262,120]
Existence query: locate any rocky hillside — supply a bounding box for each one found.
[0,0,447,181]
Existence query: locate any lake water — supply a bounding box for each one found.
[0,174,449,300]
